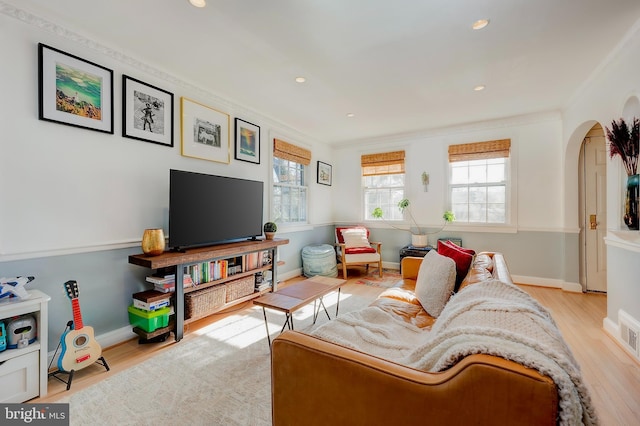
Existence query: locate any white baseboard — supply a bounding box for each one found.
[512,275,582,293]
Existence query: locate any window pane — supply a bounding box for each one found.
[363,174,404,220]
[468,203,486,222]
[468,165,486,183]
[451,165,468,184]
[448,157,507,224]
[487,186,505,203]
[272,158,307,223]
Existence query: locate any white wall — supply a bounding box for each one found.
[0,9,333,261]
[562,18,640,325]
[333,113,564,231]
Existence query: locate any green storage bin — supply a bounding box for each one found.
[128,305,170,332]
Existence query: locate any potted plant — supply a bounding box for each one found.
[606,117,639,230]
[263,222,278,240]
[372,199,455,247]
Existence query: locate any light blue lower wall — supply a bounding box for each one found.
[0,226,577,351]
[606,245,640,323]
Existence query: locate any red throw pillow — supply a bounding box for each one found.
[437,240,474,289]
[445,240,475,256]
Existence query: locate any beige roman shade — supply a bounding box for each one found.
[361,150,405,176]
[448,139,511,162]
[273,138,311,165]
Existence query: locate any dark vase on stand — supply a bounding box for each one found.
[624,174,640,230]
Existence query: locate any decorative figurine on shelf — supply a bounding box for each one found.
[0,276,34,300]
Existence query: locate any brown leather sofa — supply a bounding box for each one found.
[271,253,559,426]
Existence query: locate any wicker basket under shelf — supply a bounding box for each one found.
[225,275,255,302]
[185,284,226,320]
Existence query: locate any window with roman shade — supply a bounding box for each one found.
[448,139,511,224]
[272,138,311,224]
[362,150,406,221]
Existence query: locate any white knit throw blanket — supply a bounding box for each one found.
[311,279,597,426]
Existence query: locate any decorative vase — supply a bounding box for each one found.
[411,234,428,248]
[141,228,165,256]
[624,174,640,230]
[265,232,276,240]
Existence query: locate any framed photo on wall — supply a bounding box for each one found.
[234,118,260,164]
[38,43,114,134]
[317,161,332,186]
[180,97,230,164]
[122,75,174,147]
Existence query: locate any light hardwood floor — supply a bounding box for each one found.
[36,274,640,425]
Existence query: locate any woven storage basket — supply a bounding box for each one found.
[185,284,226,320]
[225,275,255,302]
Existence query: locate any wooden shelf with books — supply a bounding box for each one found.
[129,238,289,342]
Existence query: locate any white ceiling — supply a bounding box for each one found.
[9,0,640,144]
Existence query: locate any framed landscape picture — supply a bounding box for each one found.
[122,75,174,147]
[38,43,113,134]
[234,118,260,164]
[317,161,332,186]
[180,97,230,164]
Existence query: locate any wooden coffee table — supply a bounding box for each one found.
[253,275,346,346]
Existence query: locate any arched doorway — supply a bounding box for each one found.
[579,123,607,293]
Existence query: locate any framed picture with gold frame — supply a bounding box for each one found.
[180,97,230,163]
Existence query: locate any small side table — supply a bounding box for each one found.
[399,245,434,271]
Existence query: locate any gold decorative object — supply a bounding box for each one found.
[141,228,165,256]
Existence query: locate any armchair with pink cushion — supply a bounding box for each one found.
[335,226,383,278]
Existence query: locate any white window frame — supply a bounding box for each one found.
[363,173,406,221]
[446,141,517,232]
[272,156,308,226]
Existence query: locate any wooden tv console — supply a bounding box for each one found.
[129,238,289,341]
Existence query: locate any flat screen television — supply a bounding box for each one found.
[169,169,264,250]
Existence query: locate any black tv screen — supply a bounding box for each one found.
[169,169,264,249]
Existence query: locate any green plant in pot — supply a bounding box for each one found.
[263,222,278,240]
[371,199,455,247]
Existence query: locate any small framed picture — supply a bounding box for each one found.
[180,97,230,164]
[234,118,260,164]
[122,75,174,147]
[317,161,332,186]
[38,43,113,134]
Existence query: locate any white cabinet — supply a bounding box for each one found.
[0,290,50,402]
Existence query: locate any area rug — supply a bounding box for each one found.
[353,269,401,288]
[53,288,377,426]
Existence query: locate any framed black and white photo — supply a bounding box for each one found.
[38,43,113,134]
[317,161,332,186]
[234,118,260,164]
[180,97,230,164]
[122,75,174,146]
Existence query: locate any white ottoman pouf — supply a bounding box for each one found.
[302,244,338,278]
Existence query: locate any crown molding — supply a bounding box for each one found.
[334,110,562,149]
[0,1,323,146]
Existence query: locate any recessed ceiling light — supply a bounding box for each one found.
[474,85,486,91]
[189,0,206,7]
[346,113,355,118]
[472,19,490,30]
[295,77,306,83]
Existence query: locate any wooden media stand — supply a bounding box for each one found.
[129,238,289,342]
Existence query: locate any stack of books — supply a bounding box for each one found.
[132,289,171,311]
[146,274,193,293]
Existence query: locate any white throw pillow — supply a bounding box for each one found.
[414,250,456,317]
[341,228,371,249]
